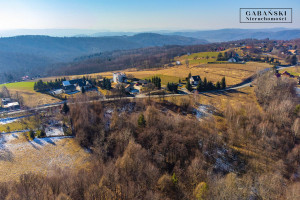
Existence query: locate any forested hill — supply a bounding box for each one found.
[0,33,207,82]
[171,29,300,42]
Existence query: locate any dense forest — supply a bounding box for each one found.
[0,71,298,199]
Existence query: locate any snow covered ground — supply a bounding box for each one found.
[194,104,214,120]
[0,114,33,125]
[45,126,65,137]
[0,132,90,182]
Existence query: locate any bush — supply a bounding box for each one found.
[138,113,146,127]
[25,130,35,141]
[35,130,46,138]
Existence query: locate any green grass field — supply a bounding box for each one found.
[279,66,300,76]
[177,51,221,65]
[0,117,36,133]
[0,82,35,91]
[143,74,181,85]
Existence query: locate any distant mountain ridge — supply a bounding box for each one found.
[169,28,300,42]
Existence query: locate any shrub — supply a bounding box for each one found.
[35,130,46,138]
[138,113,146,127]
[25,130,35,141]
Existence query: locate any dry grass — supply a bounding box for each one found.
[0,82,60,107]
[279,66,300,76]
[164,86,258,112]
[0,133,91,182]
[87,62,271,86]
[40,60,272,87]
[9,88,60,107]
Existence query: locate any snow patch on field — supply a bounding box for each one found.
[0,132,89,182]
[194,104,214,120]
[45,127,64,137]
[0,115,33,125]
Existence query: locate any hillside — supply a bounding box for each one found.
[0,34,207,82]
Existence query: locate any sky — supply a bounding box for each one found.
[0,0,299,33]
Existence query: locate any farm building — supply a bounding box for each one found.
[1,98,20,110]
[288,50,298,55]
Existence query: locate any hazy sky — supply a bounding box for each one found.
[0,0,299,31]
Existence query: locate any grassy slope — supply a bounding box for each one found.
[279,66,300,76]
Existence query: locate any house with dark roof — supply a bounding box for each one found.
[190,75,201,85]
[63,85,76,94]
[62,79,92,93]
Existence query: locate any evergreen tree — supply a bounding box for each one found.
[167,82,178,93]
[207,81,215,90]
[216,81,221,90]
[186,81,192,92]
[188,72,192,79]
[224,52,228,60]
[138,113,146,127]
[81,86,85,94]
[62,102,70,114]
[221,77,226,89]
[291,55,298,65]
[217,53,223,61]
[158,77,161,89]
[197,79,203,92]
[203,77,208,91]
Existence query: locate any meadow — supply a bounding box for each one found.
[279,66,300,76]
[94,61,271,86]
[0,82,60,107]
[176,51,221,65]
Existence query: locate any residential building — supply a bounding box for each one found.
[113,72,126,83]
[228,57,237,63]
[62,79,92,93]
[190,75,201,85]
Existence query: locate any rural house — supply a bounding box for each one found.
[288,50,298,55]
[1,98,20,110]
[62,79,92,93]
[190,75,201,85]
[113,72,126,83]
[228,57,237,63]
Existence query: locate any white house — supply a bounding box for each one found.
[176,61,181,65]
[113,72,126,83]
[190,75,201,85]
[228,58,237,63]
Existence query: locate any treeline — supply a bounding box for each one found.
[186,74,226,92]
[96,77,112,90]
[34,78,66,92]
[150,76,161,89]
[216,51,231,61]
[167,82,178,93]
[196,77,226,92]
